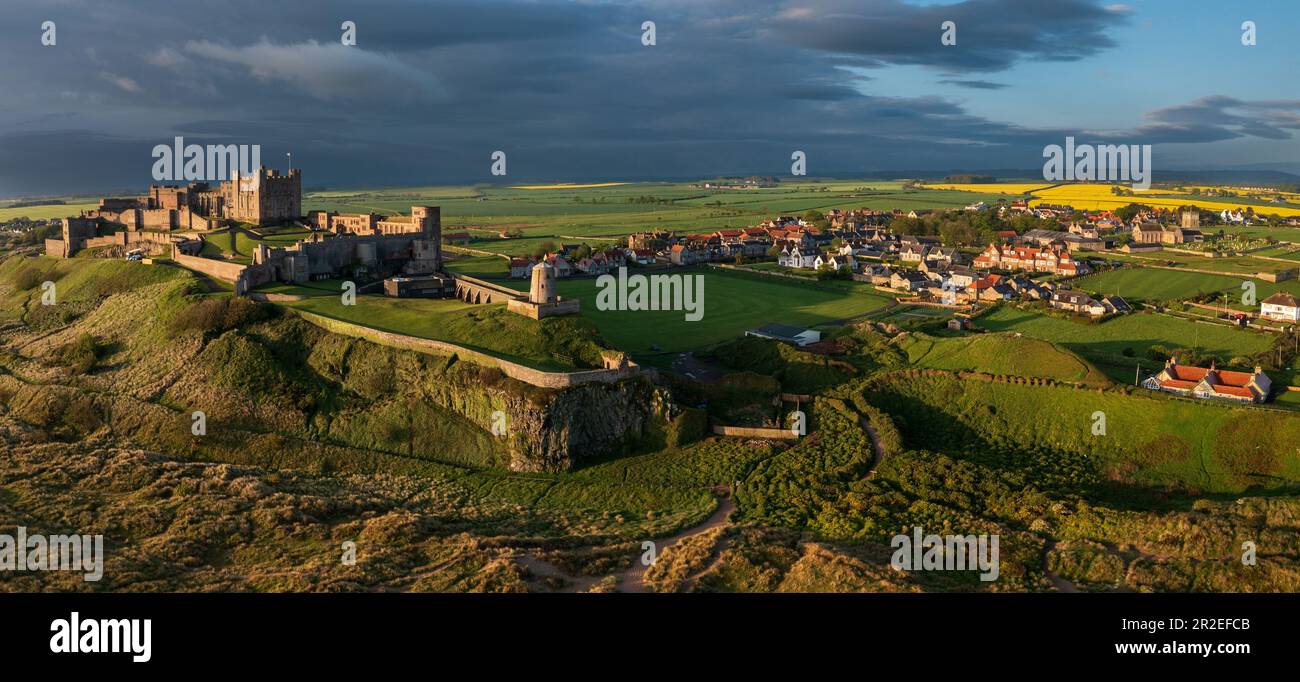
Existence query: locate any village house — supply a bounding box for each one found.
[973,243,1088,276]
[854,264,894,286]
[1219,209,1249,224]
[544,253,574,277]
[890,270,930,292]
[778,245,818,269]
[509,257,534,278]
[623,247,656,266]
[815,253,852,272]
[669,243,704,266]
[1050,290,1106,316]
[1260,292,1300,322]
[969,275,1015,302]
[1142,358,1272,404]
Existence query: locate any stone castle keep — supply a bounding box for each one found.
[239,205,442,292]
[46,166,302,258]
[88,166,299,231]
[46,166,580,321]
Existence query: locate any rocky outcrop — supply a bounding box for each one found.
[417,359,675,472]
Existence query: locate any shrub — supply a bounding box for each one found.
[12,266,43,291]
[169,296,272,336]
[49,333,105,374]
[667,407,708,447]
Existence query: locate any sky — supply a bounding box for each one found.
[0,0,1298,196]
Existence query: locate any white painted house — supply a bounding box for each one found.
[1261,292,1300,323]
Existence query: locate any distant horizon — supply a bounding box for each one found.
[7,168,1300,203]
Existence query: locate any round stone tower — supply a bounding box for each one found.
[529,261,556,304]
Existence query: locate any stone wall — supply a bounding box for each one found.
[293,309,640,389]
[171,251,248,283]
[711,425,800,440]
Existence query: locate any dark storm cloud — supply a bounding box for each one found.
[0,0,1292,196]
[767,0,1131,73]
[939,79,1009,90]
[1130,96,1300,142]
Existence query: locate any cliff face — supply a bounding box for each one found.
[416,357,673,472]
[504,379,671,472]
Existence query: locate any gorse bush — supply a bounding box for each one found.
[12,265,43,290]
[169,296,273,336]
[49,333,106,374]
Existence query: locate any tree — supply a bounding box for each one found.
[533,241,558,258]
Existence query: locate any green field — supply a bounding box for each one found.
[864,372,1300,494]
[1105,250,1295,275]
[268,289,609,371]
[494,267,894,355]
[300,180,1016,246]
[0,201,98,221]
[1075,266,1300,304]
[977,306,1275,361]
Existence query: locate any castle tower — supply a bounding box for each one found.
[529,261,557,305]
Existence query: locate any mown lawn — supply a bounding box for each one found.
[278,291,610,371]
[499,267,895,355]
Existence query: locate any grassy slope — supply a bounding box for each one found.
[864,372,1300,495]
[899,332,1111,385]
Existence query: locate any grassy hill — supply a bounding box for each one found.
[861,371,1300,495]
[897,332,1111,386]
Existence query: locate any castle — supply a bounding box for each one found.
[46,166,302,259]
[83,166,300,230]
[250,206,441,285]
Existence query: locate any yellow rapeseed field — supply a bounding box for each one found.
[510,182,629,190]
[923,183,1054,194]
[924,181,1300,217]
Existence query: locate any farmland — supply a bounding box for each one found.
[302,180,1014,247]
[918,181,1300,218]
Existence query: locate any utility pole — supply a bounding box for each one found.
[286,152,292,172]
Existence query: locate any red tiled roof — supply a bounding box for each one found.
[1169,365,1210,382]
[1210,384,1254,398]
[1215,370,1255,387]
[1161,379,1197,390]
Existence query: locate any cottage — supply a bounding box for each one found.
[778,245,818,269]
[1142,358,1271,404]
[624,247,656,266]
